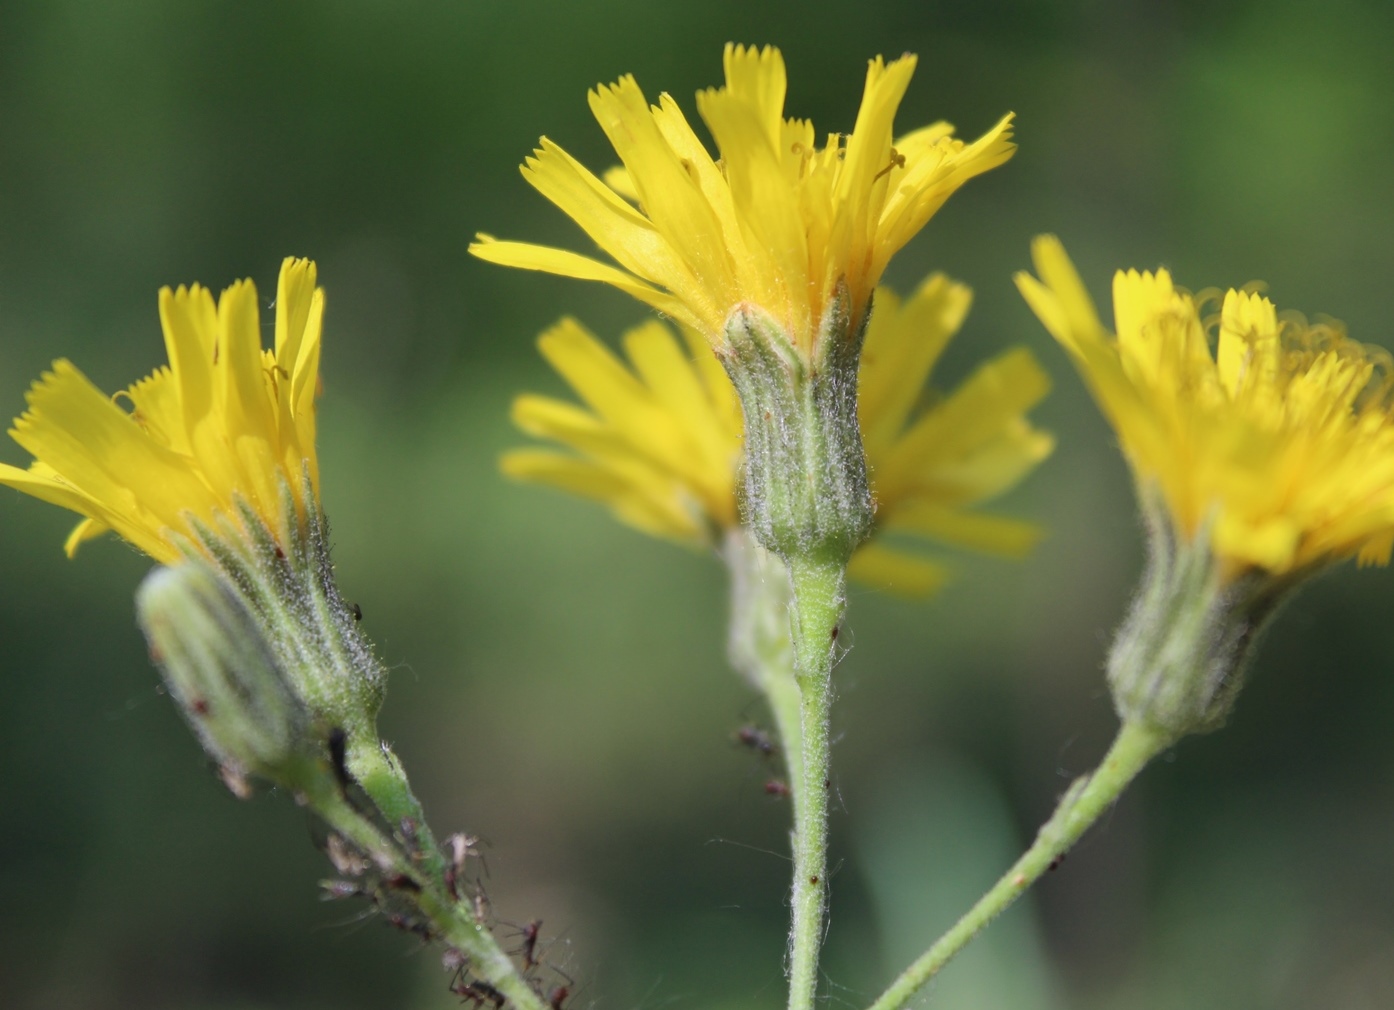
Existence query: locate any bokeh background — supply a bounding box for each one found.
[3,2,1394,1008]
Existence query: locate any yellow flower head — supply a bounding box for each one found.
[0,257,325,564]
[1017,235,1394,579]
[470,44,1015,358]
[503,273,1053,595]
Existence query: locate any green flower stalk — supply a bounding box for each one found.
[719,288,873,1010]
[500,291,1052,1010]
[472,37,1027,1010]
[865,237,1394,1010]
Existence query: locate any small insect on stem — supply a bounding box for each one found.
[320,879,363,900]
[442,947,470,976]
[519,919,542,971]
[764,779,791,799]
[385,873,422,893]
[445,832,483,901]
[452,979,507,1009]
[735,724,776,758]
[350,602,363,622]
[325,834,371,878]
[386,912,434,942]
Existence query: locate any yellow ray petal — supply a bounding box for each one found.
[834,54,917,228]
[621,319,737,477]
[158,282,218,439]
[524,139,696,292]
[858,275,971,454]
[500,448,703,544]
[63,516,111,557]
[1019,234,1107,352]
[12,360,213,528]
[875,113,1016,273]
[846,542,951,597]
[469,236,704,332]
[536,320,691,481]
[274,257,318,372]
[894,422,1055,507]
[721,44,787,143]
[883,505,1044,558]
[1216,289,1280,398]
[878,347,1052,490]
[125,365,190,454]
[696,81,807,339]
[602,165,639,201]
[587,79,736,314]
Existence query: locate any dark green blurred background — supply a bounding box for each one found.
[3,2,1393,1008]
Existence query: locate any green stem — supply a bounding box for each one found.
[863,719,1170,1010]
[347,737,449,883]
[784,554,847,1010]
[307,779,548,1010]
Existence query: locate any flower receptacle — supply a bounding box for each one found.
[187,475,387,739]
[720,292,874,567]
[1107,496,1290,740]
[140,473,392,797]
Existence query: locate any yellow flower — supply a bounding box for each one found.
[503,273,1053,595]
[1017,235,1394,579]
[470,43,1015,358]
[1,258,325,564]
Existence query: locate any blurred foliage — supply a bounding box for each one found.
[2,1,1394,1008]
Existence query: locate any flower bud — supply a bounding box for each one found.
[137,559,311,791]
[720,288,874,565]
[723,528,796,693]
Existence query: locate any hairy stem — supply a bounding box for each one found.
[347,736,449,883]
[784,554,846,1010]
[307,778,548,1010]
[863,719,1169,1010]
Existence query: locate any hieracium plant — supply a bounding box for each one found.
[7,39,1394,1010]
